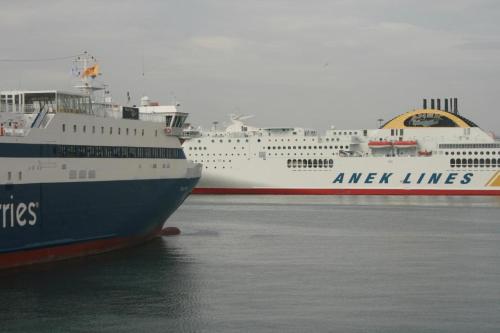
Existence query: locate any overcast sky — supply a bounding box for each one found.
[1,0,500,133]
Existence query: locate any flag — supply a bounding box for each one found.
[82,64,100,78]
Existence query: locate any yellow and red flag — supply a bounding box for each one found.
[82,64,100,78]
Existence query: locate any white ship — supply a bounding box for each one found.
[0,53,201,269]
[183,98,500,195]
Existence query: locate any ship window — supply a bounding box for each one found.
[134,129,137,136]
[142,129,145,136]
[287,159,292,168]
[474,158,478,167]
[492,159,497,166]
[318,159,323,168]
[329,159,334,168]
[92,126,95,134]
[313,159,318,168]
[292,159,297,167]
[462,158,467,166]
[101,126,104,134]
[110,127,113,135]
[456,159,461,167]
[73,125,77,132]
[62,124,66,132]
[118,128,121,135]
[155,129,158,137]
[480,158,485,167]
[486,159,491,167]
[450,159,455,167]
[126,128,129,135]
[8,171,11,181]
[18,171,22,181]
[83,125,86,133]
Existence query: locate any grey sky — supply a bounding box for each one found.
[1,0,500,133]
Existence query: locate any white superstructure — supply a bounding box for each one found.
[183,99,500,195]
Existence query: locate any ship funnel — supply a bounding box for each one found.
[423,99,427,109]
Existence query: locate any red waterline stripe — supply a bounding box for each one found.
[192,188,500,196]
[0,227,163,270]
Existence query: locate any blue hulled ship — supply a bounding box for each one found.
[0,54,201,268]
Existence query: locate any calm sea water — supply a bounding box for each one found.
[1,195,500,333]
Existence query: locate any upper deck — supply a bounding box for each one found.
[0,90,189,137]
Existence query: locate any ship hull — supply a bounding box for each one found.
[190,155,500,195]
[0,177,199,269]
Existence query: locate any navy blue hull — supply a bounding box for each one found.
[0,178,198,260]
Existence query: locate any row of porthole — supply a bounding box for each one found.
[450,158,499,167]
[287,159,334,168]
[62,124,152,137]
[210,139,249,143]
[267,145,349,150]
[194,160,232,163]
[190,153,246,157]
[201,137,344,143]
[445,151,497,156]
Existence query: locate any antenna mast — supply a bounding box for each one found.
[72,51,104,98]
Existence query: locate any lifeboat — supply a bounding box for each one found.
[418,150,432,156]
[393,140,417,148]
[368,140,393,148]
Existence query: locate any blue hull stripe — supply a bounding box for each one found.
[0,178,198,254]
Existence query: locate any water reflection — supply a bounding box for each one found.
[0,237,202,332]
